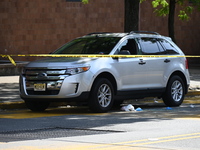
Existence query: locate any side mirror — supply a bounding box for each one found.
[118,50,131,55]
[113,50,131,60]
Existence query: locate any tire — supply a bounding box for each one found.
[162,75,185,107]
[89,78,114,113]
[25,101,50,112]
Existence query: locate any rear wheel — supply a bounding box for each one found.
[25,101,50,112]
[89,78,114,113]
[162,75,185,107]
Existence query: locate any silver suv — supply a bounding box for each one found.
[20,31,190,113]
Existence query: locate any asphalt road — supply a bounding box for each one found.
[0,99,200,150]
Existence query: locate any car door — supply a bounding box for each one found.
[112,38,148,90]
[137,37,169,88]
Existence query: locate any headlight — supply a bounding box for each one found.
[65,66,90,75]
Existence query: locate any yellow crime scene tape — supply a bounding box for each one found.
[0,54,200,66]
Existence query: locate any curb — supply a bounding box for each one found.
[0,101,25,110]
[186,90,200,97]
[0,91,199,110]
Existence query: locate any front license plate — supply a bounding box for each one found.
[34,83,46,91]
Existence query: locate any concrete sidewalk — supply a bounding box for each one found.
[0,68,200,110]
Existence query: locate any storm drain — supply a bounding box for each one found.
[0,127,123,142]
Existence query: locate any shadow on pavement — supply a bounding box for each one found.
[0,83,21,103]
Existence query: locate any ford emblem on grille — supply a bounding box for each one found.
[37,73,47,78]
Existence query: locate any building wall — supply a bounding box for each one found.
[140,1,200,57]
[0,0,199,63]
[0,0,124,61]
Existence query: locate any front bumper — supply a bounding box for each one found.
[19,73,91,101]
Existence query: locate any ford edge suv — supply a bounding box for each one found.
[20,31,190,112]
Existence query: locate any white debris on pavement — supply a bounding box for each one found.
[121,104,135,111]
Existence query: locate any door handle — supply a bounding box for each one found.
[139,59,146,65]
[164,59,170,63]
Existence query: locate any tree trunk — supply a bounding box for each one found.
[168,0,176,43]
[124,0,140,32]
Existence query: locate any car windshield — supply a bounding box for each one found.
[53,37,121,54]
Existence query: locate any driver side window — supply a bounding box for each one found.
[117,39,138,55]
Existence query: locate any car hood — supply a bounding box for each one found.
[25,57,97,68]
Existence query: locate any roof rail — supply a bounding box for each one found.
[129,31,160,35]
[87,32,110,35]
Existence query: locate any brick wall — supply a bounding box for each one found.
[0,0,199,63]
[140,1,200,64]
[140,1,200,57]
[0,0,124,61]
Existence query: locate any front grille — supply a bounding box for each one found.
[24,68,68,81]
[23,67,68,95]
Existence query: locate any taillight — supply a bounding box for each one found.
[185,59,189,69]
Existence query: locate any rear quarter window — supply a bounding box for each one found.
[159,39,179,54]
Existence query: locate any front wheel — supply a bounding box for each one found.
[25,101,50,112]
[162,75,185,107]
[89,78,114,113]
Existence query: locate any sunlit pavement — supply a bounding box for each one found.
[0,98,200,150]
[0,98,200,119]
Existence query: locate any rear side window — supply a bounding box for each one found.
[139,38,165,55]
[159,39,179,54]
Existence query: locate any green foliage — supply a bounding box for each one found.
[154,4,169,16]
[179,10,189,20]
[82,0,89,4]
[83,0,199,20]
[141,0,200,21]
[151,0,170,17]
[152,0,169,7]
[189,0,200,10]
[178,6,193,20]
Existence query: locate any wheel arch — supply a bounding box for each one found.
[168,71,188,94]
[92,72,117,95]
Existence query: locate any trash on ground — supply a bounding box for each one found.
[135,107,143,111]
[121,104,135,111]
[154,98,159,103]
[166,107,172,110]
[190,104,195,108]
[121,105,143,112]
